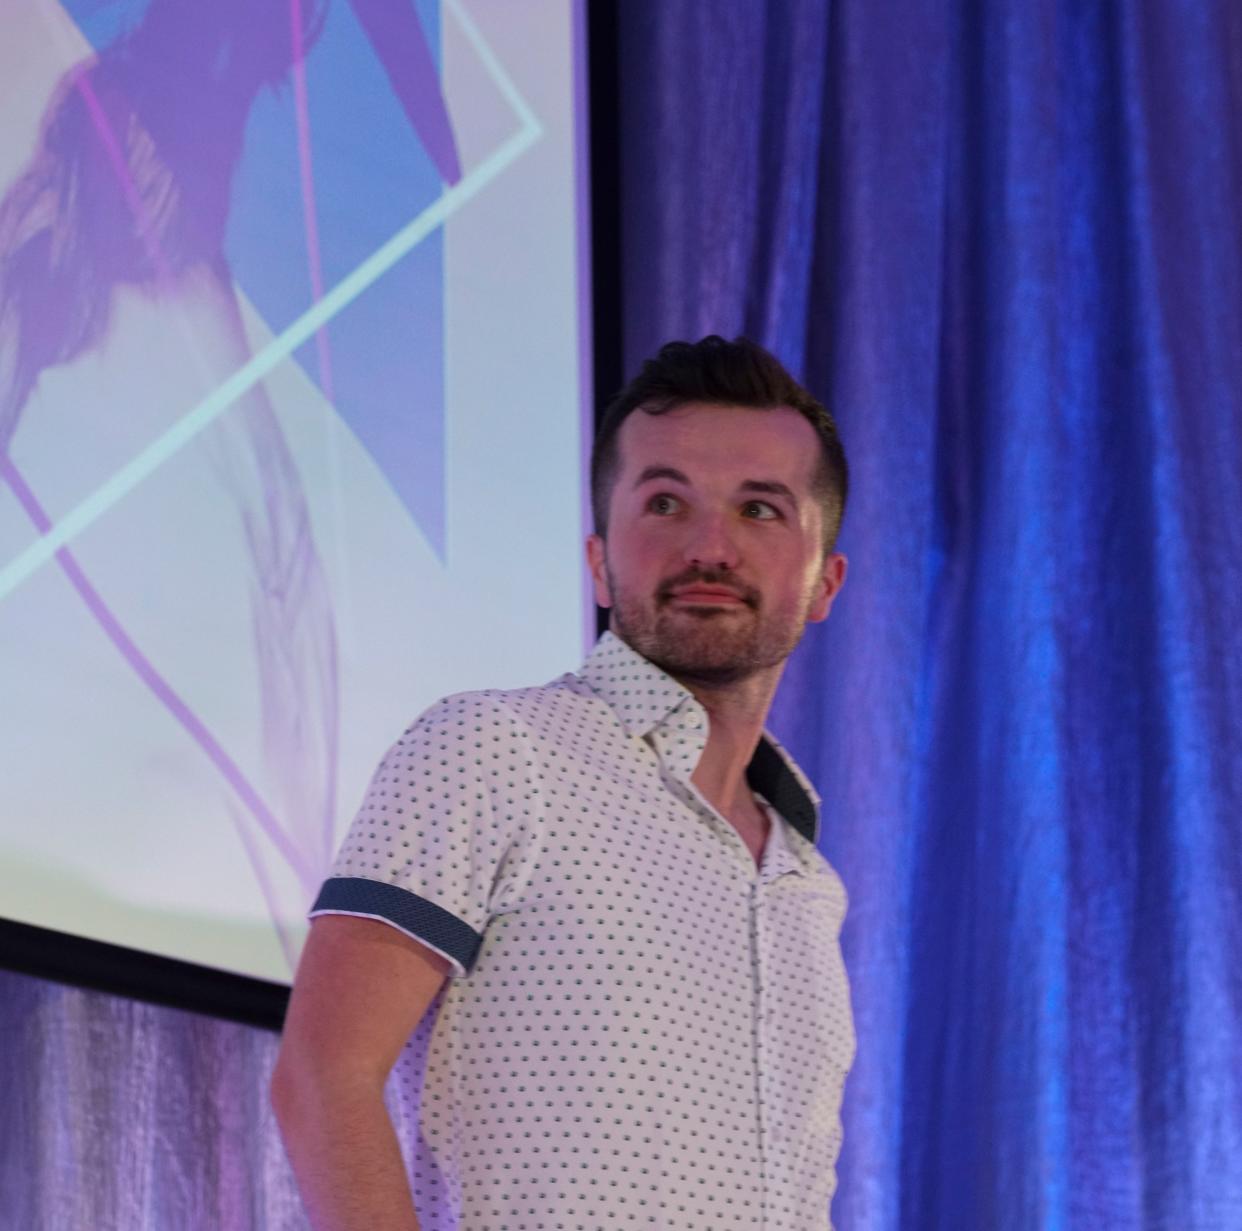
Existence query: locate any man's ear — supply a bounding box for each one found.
[586,534,612,608]
[807,552,847,623]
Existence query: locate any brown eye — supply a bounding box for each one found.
[648,493,681,515]
[742,500,778,520]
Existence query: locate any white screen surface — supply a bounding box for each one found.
[0,0,589,984]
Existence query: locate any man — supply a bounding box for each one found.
[272,336,855,1230]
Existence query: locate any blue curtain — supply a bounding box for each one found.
[617,2,1242,1228]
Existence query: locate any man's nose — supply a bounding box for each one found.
[683,511,741,572]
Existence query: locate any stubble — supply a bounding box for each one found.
[607,562,813,687]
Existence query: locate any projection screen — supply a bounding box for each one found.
[0,0,591,989]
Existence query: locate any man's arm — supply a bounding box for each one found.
[271,915,451,1231]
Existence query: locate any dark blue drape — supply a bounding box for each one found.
[617,3,1242,1228]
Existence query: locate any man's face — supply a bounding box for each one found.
[586,402,847,686]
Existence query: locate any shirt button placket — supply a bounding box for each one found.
[750,879,770,1229]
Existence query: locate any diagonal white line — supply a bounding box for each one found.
[444,0,540,134]
[0,0,542,605]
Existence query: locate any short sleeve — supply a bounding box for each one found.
[310,691,534,977]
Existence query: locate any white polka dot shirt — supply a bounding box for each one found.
[312,632,855,1230]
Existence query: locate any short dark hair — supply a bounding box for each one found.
[591,335,849,550]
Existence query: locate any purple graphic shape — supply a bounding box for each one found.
[224,0,455,557]
[214,361,342,876]
[3,1,333,449]
[346,0,462,186]
[73,70,174,285]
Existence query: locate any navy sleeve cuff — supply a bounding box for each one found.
[310,877,483,973]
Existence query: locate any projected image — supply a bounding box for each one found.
[0,0,586,983]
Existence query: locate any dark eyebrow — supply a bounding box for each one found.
[740,479,799,507]
[632,468,800,507]
[632,465,690,488]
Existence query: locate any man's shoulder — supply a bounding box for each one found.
[398,668,612,747]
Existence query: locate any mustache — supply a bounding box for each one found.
[656,568,759,608]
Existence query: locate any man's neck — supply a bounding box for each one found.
[678,666,783,824]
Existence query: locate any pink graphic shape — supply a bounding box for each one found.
[289,0,336,403]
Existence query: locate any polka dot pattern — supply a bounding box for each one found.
[313,632,855,1229]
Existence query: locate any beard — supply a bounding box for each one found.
[607,563,814,687]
